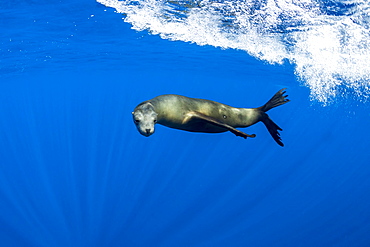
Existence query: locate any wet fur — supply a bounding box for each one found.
[133,89,289,146]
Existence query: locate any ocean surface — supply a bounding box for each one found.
[1,0,370,246]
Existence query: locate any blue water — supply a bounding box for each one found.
[1,0,370,246]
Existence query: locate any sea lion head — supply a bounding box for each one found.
[132,102,158,137]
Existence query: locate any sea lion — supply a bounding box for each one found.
[132,88,289,146]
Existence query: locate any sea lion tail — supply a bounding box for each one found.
[257,88,289,146]
[258,88,289,112]
[261,113,284,147]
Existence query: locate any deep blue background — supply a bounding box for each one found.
[1,0,370,246]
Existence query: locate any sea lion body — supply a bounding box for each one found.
[150,95,258,133]
[132,89,289,146]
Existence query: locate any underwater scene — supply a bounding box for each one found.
[1,0,370,246]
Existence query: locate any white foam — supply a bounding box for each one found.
[97,0,370,103]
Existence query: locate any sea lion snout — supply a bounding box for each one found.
[134,121,155,137]
[142,128,154,137]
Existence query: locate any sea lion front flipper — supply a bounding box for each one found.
[184,112,256,139]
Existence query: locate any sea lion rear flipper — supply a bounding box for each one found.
[185,112,256,139]
[260,113,284,147]
[258,88,290,112]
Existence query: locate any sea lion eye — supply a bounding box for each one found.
[154,120,157,123]
[135,119,140,123]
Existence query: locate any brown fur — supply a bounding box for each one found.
[132,89,289,146]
